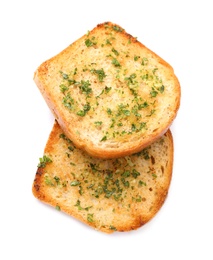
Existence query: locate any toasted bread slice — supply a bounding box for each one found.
[34,21,180,158]
[32,121,173,233]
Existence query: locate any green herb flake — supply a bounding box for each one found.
[60,72,69,79]
[134,55,140,61]
[90,163,100,172]
[139,148,150,160]
[121,178,130,188]
[37,155,52,168]
[125,73,137,85]
[133,195,142,202]
[79,80,92,95]
[87,213,94,223]
[74,200,92,211]
[158,85,165,93]
[77,110,86,117]
[107,108,112,115]
[122,170,130,178]
[77,103,91,117]
[112,58,121,67]
[60,84,69,93]
[105,86,112,93]
[105,39,112,45]
[54,176,60,185]
[112,48,119,56]
[132,169,140,178]
[62,93,75,110]
[44,175,54,186]
[150,88,158,97]
[59,133,72,144]
[90,68,106,82]
[70,180,81,186]
[152,174,157,179]
[68,145,74,151]
[112,25,123,32]
[109,225,117,231]
[94,121,103,126]
[146,109,156,117]
[85,37,97,47]
[55,205,61,211]
[79,186,83,195]
[138,180,146,187]
[141,57,148,66]
[100,135,107,142]
[152,68,158,74]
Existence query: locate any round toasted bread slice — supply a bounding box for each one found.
[32,121,173,233]
[34,22,180,158]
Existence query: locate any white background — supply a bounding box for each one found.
[1,0,212,259]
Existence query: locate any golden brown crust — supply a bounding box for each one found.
[34,21,180,159]
[32,121,173,233]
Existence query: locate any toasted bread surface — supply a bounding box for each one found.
[32,121,173,233]
[34,21,180,158]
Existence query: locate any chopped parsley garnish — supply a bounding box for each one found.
[109,225,117,231]
[112,25,123,32]
[87,213,94,222]
[100,135,107,142]
[37,155,52,168]
[62,93,75,110]
[77,103,91,117]
[112,48,119,56]
[150,87,158,97]
[90,68,106,82]
[78,80,92,95]
[112,58,121,67]
[85,37,97,47]
[74,200,92,211]
[70,180,81,186]
[94,121,103,126]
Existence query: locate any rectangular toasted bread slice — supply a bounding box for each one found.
[32,121,173,233]
[34,21,180,159]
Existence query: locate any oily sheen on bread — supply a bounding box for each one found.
[34,21,180,159]
[32,121,173,233]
